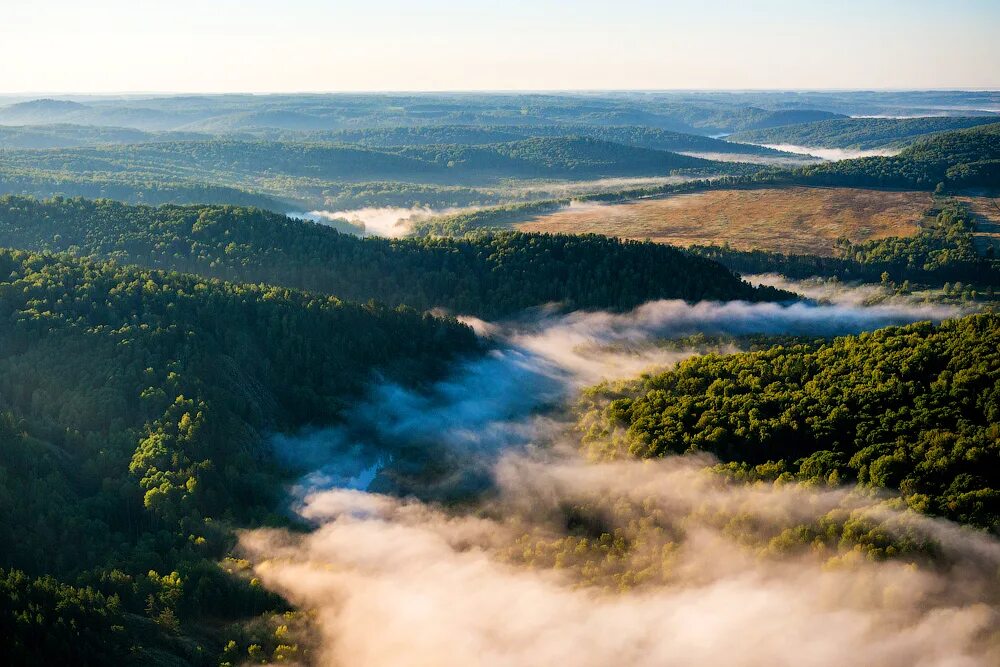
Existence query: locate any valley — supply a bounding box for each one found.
[0,82,998,666]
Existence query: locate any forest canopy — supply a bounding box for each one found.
[0,196,783,316]
[0,247,476,663]
[580,313,1000,532]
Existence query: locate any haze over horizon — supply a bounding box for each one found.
[2,0,997,94]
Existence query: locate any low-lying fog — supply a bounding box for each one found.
[293,176,715,238]
[292,206,459,237]
[678,151,821,166]
[240,282,997,666]
[757,143,902,161]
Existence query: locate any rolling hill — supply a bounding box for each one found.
[729,116,1000,150]
[0,246,476,663]
[0,196,784,317]
[794,121,1000,189]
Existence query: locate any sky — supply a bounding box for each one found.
[0,0,997,93]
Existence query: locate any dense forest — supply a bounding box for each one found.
[0,136,725,190]
[0,124,212,150]
[0,247,476,663]
[0,93,848,134]
[580,313,1000,531]
[3,90,1000,665]
[0,136,747,211]
[305,124,785,156]
[0,196,783,316]
[728,116,1000,150]
[792,122,1000,189]
[0,166,285,210]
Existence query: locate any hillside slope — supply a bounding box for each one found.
[0,247,475,663]
[0,197,783,317]
[794,122,1000,189]
[581,314,1000,531]
[729,116,1000,150]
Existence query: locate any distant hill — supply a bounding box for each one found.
[794,121,1000,189]
[0,137,732,194]
[0,98,88,116]
[304,125,786,156]
[0,123,212,149]
[737,108,846,131]
[394,136,718,178]
[0,166,286,210]
[181,109,338,132]
[729,116,1000,149]
[0,95,848,135]
[0,98,204,130]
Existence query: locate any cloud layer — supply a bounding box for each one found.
[242,294,992,666]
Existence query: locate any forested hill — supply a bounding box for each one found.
[0,136,721,189]
[793,121,1000,189]
[0,123,212,149]
[393,136,717,176]
[0,197,783,316]
[581,314,1000,532]
[728,116,1000,150]
[297,125,785,156]
[0,167,285,210]
[0,247,476,663]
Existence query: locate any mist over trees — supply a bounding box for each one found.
[0,89,998,664]
[581,314,1000,530]
[0,247,477,662]
[0,196,782,316]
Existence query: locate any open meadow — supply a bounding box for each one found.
[517,186,931,256]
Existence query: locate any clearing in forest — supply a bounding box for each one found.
[516,186,931,256]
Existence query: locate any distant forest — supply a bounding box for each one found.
[728,116,1000,150]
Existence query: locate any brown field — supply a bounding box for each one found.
[516,186,932,256]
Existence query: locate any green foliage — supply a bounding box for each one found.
[0,165,284,209]
[0,568,130,666]
[728,116,1000,150]
[0,247,475,661]
[0,196,779,317]
[294,124,784,156]
[793,122,1000,189]
[580,314,1000,531]
[691,199,1000,286]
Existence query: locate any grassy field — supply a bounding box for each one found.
[516,186,931,256]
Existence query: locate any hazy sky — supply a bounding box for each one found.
[1,0,997,93]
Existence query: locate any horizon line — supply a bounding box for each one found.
[2,87,1000,98]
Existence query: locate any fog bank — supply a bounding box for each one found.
[759,143,902,161]
[242,294,989,666]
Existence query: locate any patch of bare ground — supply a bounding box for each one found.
[516,186,932,257]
